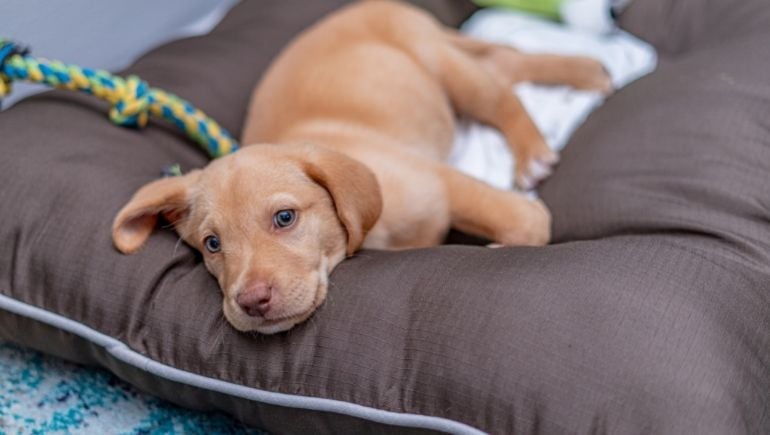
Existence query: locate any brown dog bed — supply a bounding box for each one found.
[1,0,769,433]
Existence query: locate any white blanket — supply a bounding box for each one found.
[450,9,657,190]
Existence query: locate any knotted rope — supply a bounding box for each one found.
[0,38,239,158]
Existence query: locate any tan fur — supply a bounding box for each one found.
[113,0,611,334]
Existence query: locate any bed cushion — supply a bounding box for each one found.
[1,0,769,434]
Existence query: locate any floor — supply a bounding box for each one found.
[0,342,265,434]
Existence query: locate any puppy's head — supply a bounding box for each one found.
[112,144,382,334]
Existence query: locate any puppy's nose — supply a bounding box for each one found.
[236,283,272,317]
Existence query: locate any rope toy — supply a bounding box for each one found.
[0,38,239,159]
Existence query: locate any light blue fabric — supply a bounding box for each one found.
[0,343,264,434]
[0,0,238,108]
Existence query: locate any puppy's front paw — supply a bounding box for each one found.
[494,198,551,246]
[515,140,559,191]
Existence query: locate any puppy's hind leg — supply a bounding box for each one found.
[438,164,551,246]
[446,31,612,94]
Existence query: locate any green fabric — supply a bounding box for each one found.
[473,0,563,19]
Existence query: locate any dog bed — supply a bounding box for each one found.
[1,0,769,433]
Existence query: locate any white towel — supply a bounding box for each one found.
[450,9,658,190]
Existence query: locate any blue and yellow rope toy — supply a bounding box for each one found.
[0,38,239,160]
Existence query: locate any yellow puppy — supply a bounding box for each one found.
[113,0,611,334]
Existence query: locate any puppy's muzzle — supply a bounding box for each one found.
[236,282,273,317]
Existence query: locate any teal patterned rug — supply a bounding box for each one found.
[0,343,264,434]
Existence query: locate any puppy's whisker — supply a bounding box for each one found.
[172,237,184,257]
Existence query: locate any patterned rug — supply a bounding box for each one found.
[0,343,265,434]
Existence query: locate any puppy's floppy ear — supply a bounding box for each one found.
[112,170,201,254]
[297,146,382,256]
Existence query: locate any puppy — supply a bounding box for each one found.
[112,0,611,334]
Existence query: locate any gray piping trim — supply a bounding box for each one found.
[0,293,484,435]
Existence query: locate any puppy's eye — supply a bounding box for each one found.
[273,209,296,228]
[204,235,221,253]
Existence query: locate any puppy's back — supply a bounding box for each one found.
[241,1,455,151]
